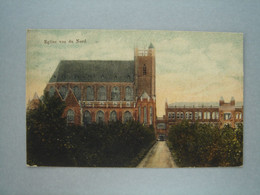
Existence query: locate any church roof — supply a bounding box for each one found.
[49,60,135,83]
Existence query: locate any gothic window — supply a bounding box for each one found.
[49,86,55,97]
[96,110,105,124]
[125,86,133,101]
[86,86,94,101]
[236,113,239,119]
[110,111,117,122]
[83,110,92,125]
[59,86,68,99]
[124,111,132,123]
[97,86,106,101]
[67,109,74,123]
[150,106,153,125]
[143,64,146,75]
[144,107,147,124]
[138,107,141,122]
[111,86,120,101]
[73,86,81,101]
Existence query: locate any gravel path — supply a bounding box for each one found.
[137,141,177,168]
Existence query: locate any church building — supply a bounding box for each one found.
[42,44,157,127]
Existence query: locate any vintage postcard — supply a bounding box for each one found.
[26,29,243,167]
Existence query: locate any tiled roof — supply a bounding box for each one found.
[49,60,135,83]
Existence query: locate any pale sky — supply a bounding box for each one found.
[26,29,243,116]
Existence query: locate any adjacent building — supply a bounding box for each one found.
[156,97,243,138]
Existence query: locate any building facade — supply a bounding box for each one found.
[156,97,243,138]
[42,44,157,127]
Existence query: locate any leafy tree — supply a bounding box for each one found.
[168,121,243,167]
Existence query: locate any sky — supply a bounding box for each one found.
[26,29,243,116]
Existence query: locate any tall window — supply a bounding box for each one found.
[59,86,68,99]
[138,107,141,122]
[216,112,219,119]
[97,86,106,101]
[67,109,74,123]
[185,112,189,119]
[110,111,117,122]
[144,107,147,124]
[150,106,153,125]
[177,112,180,119]
[124,111,132,123]
[86,86,94,101]
[96,110,105,123]
[212,112,216,119]
[198,112,202,119]
[49,86,55,97]
[224,113,231,120]
[204,112,211,120]
[189,112,193,120]
[83,110,92,125]
[111,86,120,101]
[143,64,146,75]
[125,86,133,101]
[73,86,81,101]
[195,112,198,120]
[180,112,184,119]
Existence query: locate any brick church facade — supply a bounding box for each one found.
[42,44,157,127]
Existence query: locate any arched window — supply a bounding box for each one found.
[125,86,133,101]
[124,111,132,123]
[59,86,68,99]
[73,86,81,101]
[143,64,146,75]
[150,106,153,125]
[138,107,141,122]
[144,107,147,124]
[83,110,92,125]
[110,111,117,122]
[97,86,106,101]
[96,110,105,124]
[111,86,120,101]
[67,109,74,123]
[49,86,55,97]
[86,86,94,101]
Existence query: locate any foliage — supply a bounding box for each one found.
[168,120,243,167]
[27,93,156,167]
